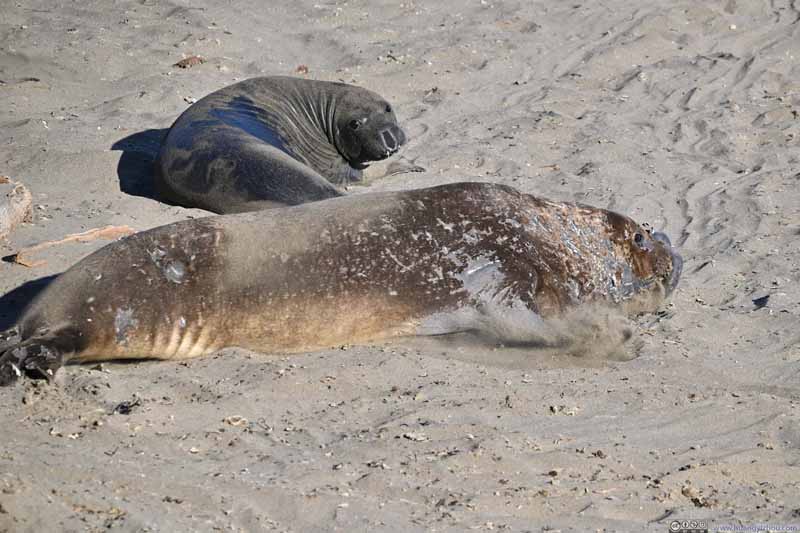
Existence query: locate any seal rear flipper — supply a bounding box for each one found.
[0,335,70,386]
[234,146,345,209]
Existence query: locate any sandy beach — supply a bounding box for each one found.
[1,0,799,531]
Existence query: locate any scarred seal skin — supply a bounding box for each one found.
[154,76,407,213]
[0,182,682,385]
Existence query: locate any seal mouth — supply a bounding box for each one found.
[351,126,406,167]
[652,231,682,295]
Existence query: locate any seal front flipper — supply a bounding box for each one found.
[359,156,426,185]
[384,158,426,177]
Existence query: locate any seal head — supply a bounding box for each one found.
[600,211,682,306]
[333,88,407,170]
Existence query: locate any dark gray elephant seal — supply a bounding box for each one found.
[154,76,407,213]
[0,182,682,384]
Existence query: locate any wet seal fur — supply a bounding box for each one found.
[0,182,682,385]
[154,76,407,213]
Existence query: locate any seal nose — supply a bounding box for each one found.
[381,128,398,152]
[652,232,682,295]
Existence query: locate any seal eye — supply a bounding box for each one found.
[633,232,645,247]
[349,119,361,131]
[385,104,392,113]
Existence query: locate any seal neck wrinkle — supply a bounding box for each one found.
[324,94,365,184]
[279,84,352,184]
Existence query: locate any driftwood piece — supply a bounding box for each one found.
[0,176,33,241]
[10,225,135,268]
[173,55,206,68]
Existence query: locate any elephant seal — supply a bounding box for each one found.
[0,182,682,385]
[154,76,407,213]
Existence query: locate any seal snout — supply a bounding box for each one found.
[652,231,682,295]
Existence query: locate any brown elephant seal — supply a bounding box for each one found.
[0,182,682,385]
[154,76,407,213]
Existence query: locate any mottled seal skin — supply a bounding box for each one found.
[154,76,407,213]
[0,182,681,385]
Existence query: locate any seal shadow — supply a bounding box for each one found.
[111,128,168,201]
[0,275,56,331]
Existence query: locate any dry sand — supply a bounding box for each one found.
[1,1,799,531]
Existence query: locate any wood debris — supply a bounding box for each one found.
[10,225,135,268]
[0,176,33,241]
[174,55,206,68]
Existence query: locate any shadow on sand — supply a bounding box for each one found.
[0,275,57,331]
[110,128,168,201]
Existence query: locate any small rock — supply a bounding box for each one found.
[174,55,206,68]
[752,295,770,310]
[223,415,249,427]
[403,431,428,442]
[113,398,140,415]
